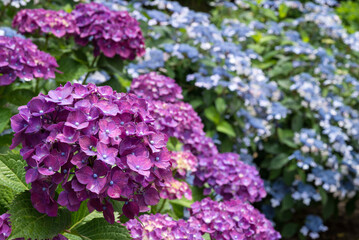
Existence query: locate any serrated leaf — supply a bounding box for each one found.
[170,197,194,208]
[9,191,71,239]
[0,185,15,213]
[0,151,29,193]
[72,218,131,240]
[69,201,103,231]
[216,121,236,137]
[0,108,11,133]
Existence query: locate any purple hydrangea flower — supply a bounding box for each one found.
[125,213,204,240]
[0,213,11,240]
[190,198,281,240]
[195,153,266,202]
[170,151,198,177]
[72,3,145,59]
[130,72,183,102]
[12,9,78,38]
[10,82,173,222]
[0,36,58,85]
[149,100,218,158]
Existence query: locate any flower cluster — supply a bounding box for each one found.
[300,215,328,239]
[130,72,183,103]
[10,82,173,222]
[72,3,145,59]
[195,153,266,202]
[0,213,11,240]
[160,178,192,200]
[149,100,218,158]
[170,151,198,177]
[190,198,281,240]
[12,9,77,38]
[0,36,58,86]
[125,213,204,240]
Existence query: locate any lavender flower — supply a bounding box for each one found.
[0,36,58,85]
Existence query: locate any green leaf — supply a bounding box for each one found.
[204,106,220,124]
[278,128,297,148]
[72,218,131,240]
[291,113,303,132]
[69,201,103,231]
[9,191,71,239]
[0,108,11,133]
[215,98,227,114]
[56,55,88,83]
[170,197,194,208]
[278,3,289,18]
[6,89,36,106]
[202,233,211,240]
[281,194,294,211]
[0,185,15,213]
[269,153,291,170]
[0,151,29,193]
[166,137,183,152]
[216,121,236,137]
[322,196,336,220]
[281,222,299,238]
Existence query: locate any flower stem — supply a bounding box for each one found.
[157,199,167,213]
[83,55,99,85]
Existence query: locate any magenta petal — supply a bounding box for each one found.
[25,168,39,183]
[87,177,106,194]
[75,166,93,185]
[144,188,160,206]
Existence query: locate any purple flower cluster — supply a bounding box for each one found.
[171,151,198,177]
[190,198,281,240]
[10,82,173,223]
[12,9,77,38]
[0,213,11,240]
[149,100,218,158]
[195,153,266,203]
[160,178,192,200]
[72,3,145,59]
[125,213,204,240]
[130,72,183,103]
[0,36,58,85]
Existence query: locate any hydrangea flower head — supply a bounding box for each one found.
[10,82,172,222]
[190,198,281,240]
[125,213,204,240]
[171,151,198,177]
[130,72,183,102]
[149,100,218,158]
[0,36,59,85]
[72,3,145,59]
[0,213,11,239]
[195,153,266,202]
[13,9,78,38]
